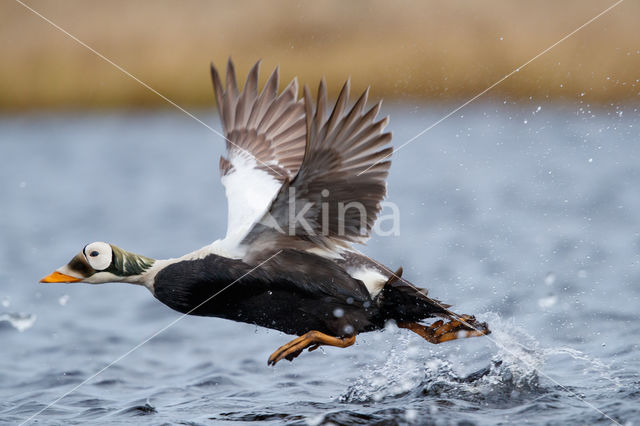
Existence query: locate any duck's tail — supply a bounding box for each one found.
[375,268,490,343]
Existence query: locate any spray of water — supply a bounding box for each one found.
[341,312,619,405]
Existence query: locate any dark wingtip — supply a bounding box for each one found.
[395,266,403,278]
[226,57,238,93]
[245,60,261,93]
[209,61,216,80]
[342,77,351,96]
[303,84,312,100]
[210,62,220,85]
[261,64,280,97]
[248,59,262,75]
[209,61,225,111]
[384,266,403,285]
[226,57,235,76]
[317,78,327,102]
[302,84,312,125]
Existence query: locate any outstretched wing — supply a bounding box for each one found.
[210,59,306,244]
[243,79,393,259]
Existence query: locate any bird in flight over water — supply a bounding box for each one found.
[41,59,490,366]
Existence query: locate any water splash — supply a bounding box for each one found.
[341,314,541,404]
[340,325,428,403]
[0,312,37,332]
[342,313,622,407]
[485,314,622,392]
[544,346,622,390]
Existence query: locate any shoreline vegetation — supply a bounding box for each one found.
[2,0,639,111]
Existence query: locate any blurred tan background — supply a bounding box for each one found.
[1,0,638,110]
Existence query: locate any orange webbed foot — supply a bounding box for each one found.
[268,331,356,366]
[399,315,490,344]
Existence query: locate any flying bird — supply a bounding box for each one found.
[41,60,490,365]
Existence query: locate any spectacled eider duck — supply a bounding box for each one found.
[41,60,490,365]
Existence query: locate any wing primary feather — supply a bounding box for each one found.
[342,146,394,171]
[235,61,261,130]
[225,58,239,98]
[303,85,314,158]
[314,79,328,141]
[271,115,305,142]
[244,60,260,98]
[327,87,370,147]
[258,77,298,132]
[342,115,389,156]
[221,59,238,135]
[264,101,304,137]
[324,79,350,142]
[343,129,392,159]
[247,66,279,129]
[336,101,382,149]
[210,63,226,130]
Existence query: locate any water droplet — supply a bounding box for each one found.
[538,295,557,309]
[544,272,556,286]
[405,408,418,421]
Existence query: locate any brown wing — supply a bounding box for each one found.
[210,59,306,182]
[243,78,393,258]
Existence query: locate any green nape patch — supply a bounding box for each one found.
[106,245,155,276]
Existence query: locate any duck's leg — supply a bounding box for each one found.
[268,331,356,366]
[398,315,490,344]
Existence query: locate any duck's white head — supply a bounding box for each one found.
[40,241,155,284]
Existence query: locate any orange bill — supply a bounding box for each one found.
[40,271,82,283]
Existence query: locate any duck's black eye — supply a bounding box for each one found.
[90,251,99,257]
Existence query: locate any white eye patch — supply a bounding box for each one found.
[84,241,113,271]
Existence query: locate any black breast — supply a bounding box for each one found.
[153,250,381,337]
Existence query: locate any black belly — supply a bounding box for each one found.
[152,251,382,337]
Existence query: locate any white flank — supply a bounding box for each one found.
[347,266,388,297]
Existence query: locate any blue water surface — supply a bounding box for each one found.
[0,101,638,425]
